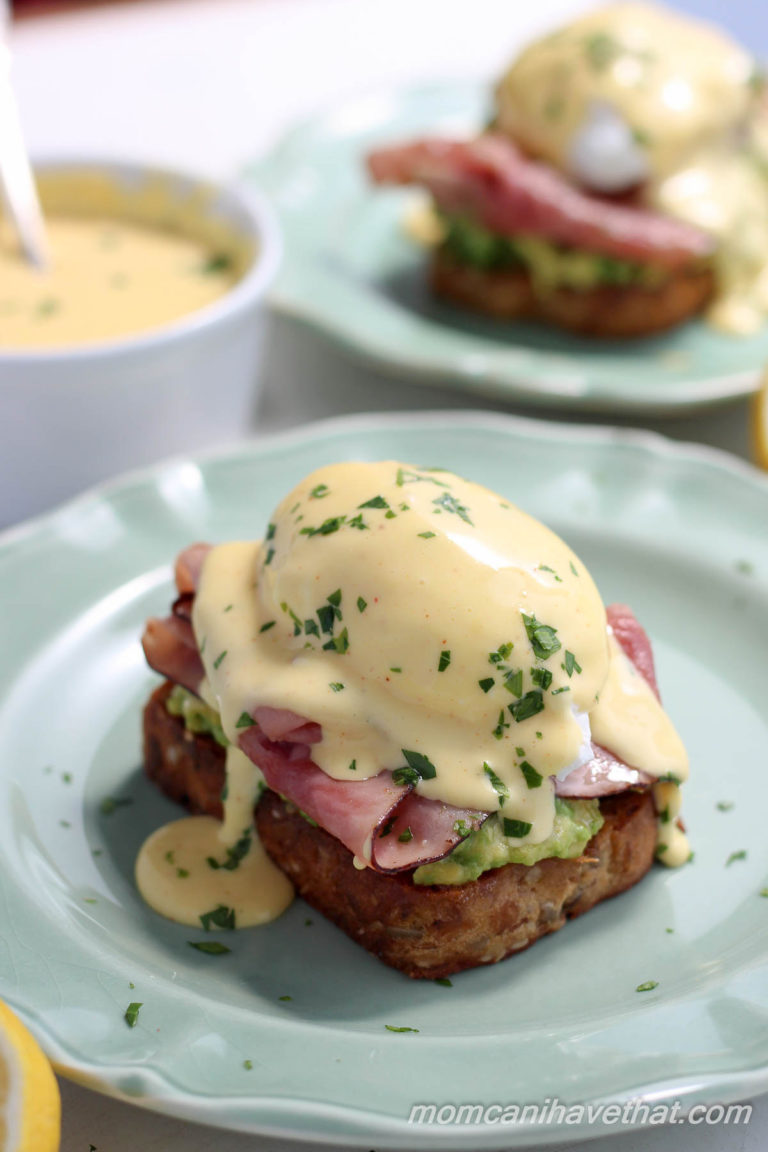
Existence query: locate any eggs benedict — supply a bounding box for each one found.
[139,461,689,977]
[368,2,768,338]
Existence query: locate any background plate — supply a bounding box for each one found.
[1,412,767,1148]
[246,83,768,416]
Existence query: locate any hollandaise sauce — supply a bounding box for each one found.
[0,215,238,349]
[137,461,689,934]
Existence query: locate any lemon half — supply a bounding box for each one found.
[0,1000,60,1152]
[752,371,768,471]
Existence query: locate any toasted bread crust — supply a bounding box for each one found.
[430,249,714,338]
[143,682,657,978]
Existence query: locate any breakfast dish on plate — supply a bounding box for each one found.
[368,2,768,338]
[139,460,689,978]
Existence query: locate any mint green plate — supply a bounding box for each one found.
[1,412,767,1148]
[246,83,768,415]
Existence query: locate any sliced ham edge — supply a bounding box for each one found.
[367,134,714,269]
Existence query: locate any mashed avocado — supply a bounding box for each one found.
[166,684,228,747]
[440,214,664,291]
[413,798,604,886]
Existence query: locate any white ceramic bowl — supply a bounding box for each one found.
[0,159,281,527]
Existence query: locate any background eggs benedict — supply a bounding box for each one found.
[368,2,768,338]
[140,461,690,977]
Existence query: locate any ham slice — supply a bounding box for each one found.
[555,744,650,798]
[239,725,485,873]
[373,791,487,871]
[174,543,211,595]
[142,614,204,695]
[606,602,659,700]
[368,135,713,269]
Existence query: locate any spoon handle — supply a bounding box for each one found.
[0,14,49,269]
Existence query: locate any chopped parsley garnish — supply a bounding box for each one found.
[453,819,471,837]
[434,978,453,987]
[635,981,659,993]
[305,618,320,637]
[716,801,734,812]
[551,686,570,696]
[563,651,582,677]
[761,889,768,898]
[348,759,357,771]
[483,762,509,807]
[489,642,514,665]
[384,1024,420,1033]
[188,941,231,955]
[322,627,349,654]
[278,995,292,1002]
[438,649,451,672]
[530,667,552,690]
[380,819,395,838]
[61,772,72,784]
[223,604,234,613]
[199,905,236,931]
[492,710,509,740]
[393,749,437,785]
[244,1060,253,1070]
[316,604,336,634]
[522,613,561,660]
[418,531,436,539]
[396,467,449,488]
[508,691,545,722]
[176,868,189,879]
[520,760,543,789]
[264,548,275,566]
[537,564,562,582]
[259,620,276,633]
[503,668,524,698]
[300,515,346,537]
[310,483,329,499]
[201,252,234,275]
[100,796,133,816]
[584,31,624,72]
[266,523,276,541]
[478,677,495,693]
[207,831,252,872]
[570,561,579,576]
[657,773,683,785]
[357,596,367,613]
[213,650,228,670]
[329,682,345,692]
[432,492,473,525]
[726,850,747,867]
[502,818,532,839]
[390,667,402,673]
[398,827,414,843]
[235,711,256,728]
[358,495,389,509]
[124,1002,142,1028]
[327,589,342,608]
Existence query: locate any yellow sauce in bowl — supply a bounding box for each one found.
[0,168,252,350]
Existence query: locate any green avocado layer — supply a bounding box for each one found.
[164,687,603,884]
[166,684,228,747]
[440,214,665,291]
[413,798,604,886]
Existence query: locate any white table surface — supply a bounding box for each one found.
[7,0,766,1148]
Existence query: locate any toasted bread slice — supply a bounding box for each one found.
[143,681,657,978]
[430,249,714,338]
